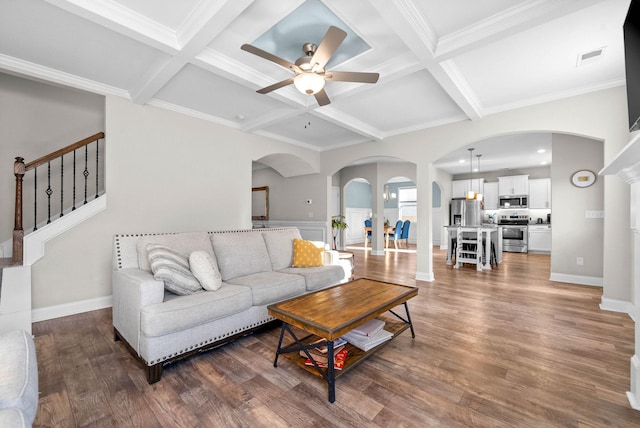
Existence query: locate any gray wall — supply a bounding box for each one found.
[252,167,328,221]
[30,95,321,309]
[3,74,633,314]
[0,73,105,243]
[550,134,604,279]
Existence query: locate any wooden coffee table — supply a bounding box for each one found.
[267,278,418,403]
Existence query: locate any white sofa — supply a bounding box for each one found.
[112,227,349,383]
[0,330,39,428]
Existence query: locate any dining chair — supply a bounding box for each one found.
[389,220,404,249]
[364,219,372,247]
[401,220,411,248]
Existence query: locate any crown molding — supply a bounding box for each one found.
[0,54,129,98]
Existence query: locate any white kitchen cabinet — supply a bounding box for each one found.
[498,175,529,196]
[528,225,551,253]
[483,182,499,210]
[452,179,484,198]
[529,178,551,209]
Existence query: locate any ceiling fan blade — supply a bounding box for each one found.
[314,89,331,106]
[257,77,295,94]
[241,44,301,73]
[325,71,379,84]
[311,26,347,70]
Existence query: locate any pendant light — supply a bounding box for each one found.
[466,148,475,199]
[475,154,483,201]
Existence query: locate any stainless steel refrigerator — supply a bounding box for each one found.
[450,198,482,226]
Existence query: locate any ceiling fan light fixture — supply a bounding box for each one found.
[294,72,325,95]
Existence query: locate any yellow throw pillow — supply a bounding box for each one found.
[292,239,324,267]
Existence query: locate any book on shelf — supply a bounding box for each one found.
[350,318,385,337]
[299,338,347,364]
[343,328,393,352]
[303,347,348,370]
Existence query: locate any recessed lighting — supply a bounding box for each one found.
[458,159,465,163]
[541,161,548,165]
[235,114,246,121]
[537,149,546,154]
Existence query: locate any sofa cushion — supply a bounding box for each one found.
[280,265,345,291]
[262,229,302,270]
[0,408,26,428]
[140,284,253,337]
[292,239,324,267]
[189,251,222,291]
[147,244,203,295]
[210,233,272,281]
[0,330,38,427]
[137,232,215,272]
[226,271,306,306]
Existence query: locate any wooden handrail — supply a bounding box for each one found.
[12,132,105,265]
[25,132,104,171]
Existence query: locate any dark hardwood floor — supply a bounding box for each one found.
[32,246,640,427]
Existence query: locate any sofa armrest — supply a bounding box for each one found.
[112,268,165,354]
[323,249,339,265]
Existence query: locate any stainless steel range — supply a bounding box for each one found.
[498,214,528,253]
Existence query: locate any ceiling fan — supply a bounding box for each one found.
[241,26,379,106]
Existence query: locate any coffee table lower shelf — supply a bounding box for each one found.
[278,317,410,384]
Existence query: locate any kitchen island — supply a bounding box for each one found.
[445,225,502,270]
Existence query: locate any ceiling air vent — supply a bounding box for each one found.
[576,47,606,67]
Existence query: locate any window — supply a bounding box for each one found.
[398,186,417,222]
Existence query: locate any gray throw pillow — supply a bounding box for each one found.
[147,244,203,295]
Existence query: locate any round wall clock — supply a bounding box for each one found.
[571,169,596,188]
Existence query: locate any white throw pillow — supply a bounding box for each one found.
[189,251,222,291]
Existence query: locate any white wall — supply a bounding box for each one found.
[30,96,321,310]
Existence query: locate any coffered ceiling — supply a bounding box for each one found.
[0,0,631,172]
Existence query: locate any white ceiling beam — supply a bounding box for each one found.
[313,107,384,141]
[435,0,606,60]
[370,0,483,120]
[130,0,255,105]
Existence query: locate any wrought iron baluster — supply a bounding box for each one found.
[72,150,76,211]
[60,154,64,218]
[95,138,99,199]
[83,144,89,205]
[46,161,52,224]
[33,167,38,231]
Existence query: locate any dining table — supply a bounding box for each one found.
[363,225,396,248]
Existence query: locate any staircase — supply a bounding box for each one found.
[0,132,105,334]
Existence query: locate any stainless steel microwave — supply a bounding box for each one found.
[499,195,528,208]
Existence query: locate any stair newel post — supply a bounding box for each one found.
[13,157,25,265]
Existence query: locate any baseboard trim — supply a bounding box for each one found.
[600,297,636,317]
[549,272,603,287]
[627,355,640,411]
[416,271,435,282]
[32,295,112,322]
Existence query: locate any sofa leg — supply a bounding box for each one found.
[146,363,163,384]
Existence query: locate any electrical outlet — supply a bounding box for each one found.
[585,210,604,218]
[577,257,584,265]
[308,211,313,218]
